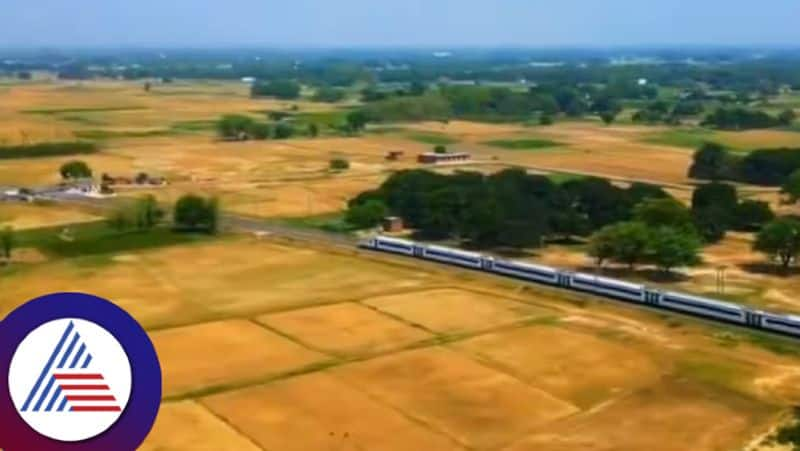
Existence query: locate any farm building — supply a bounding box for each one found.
[417,152,471,164]
[382,216,404,233]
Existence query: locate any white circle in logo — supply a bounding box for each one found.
[8,318,132,442]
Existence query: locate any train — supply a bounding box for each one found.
[361,235,800,339]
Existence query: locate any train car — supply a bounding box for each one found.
[489,259,558,284]
[761,313,800,338]
[660,292,746,324]
[369,236,416,256]
[421,244,483,269]
[569,273,645,302]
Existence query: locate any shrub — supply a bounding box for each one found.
[330,158,350,171]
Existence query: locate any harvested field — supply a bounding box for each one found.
[202,372,464,451]
[152,319,328,397]
[0,201,101,229]
[503,378,776,451]
[258,302,432,357]
[331,346,579,450]
[455,324,664,408]
[140,401,261,451]
[363,288,552,334]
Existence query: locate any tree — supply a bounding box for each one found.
[330,158,350,171]
[346,110,369,133]
[649,226,701,273]
[733,200,774,231]
[0,226,15,264]
[600,111,618,125]
[754,217,800,269]
[634,198,693,230]
[691,182,738,241]
[688,142,731,180]
[107,206,132,231]
[539,114,554,125]
[174,194,218,234]
[273,123,294,140]
[346,200,387,229]
[217,115,255,140]
[590,222,651,269]
[247,123,272,140]
[433,145,447,154]
[587,226,616,267]
[136,195,163,230]
[778,109,797,126]
[782,169,800,203]
[59,160,92,179]
[251,80,301,99]
[312,87,346,103]
[308,123,319,138]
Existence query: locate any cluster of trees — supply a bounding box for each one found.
[690,182,774,242]
[107,194,219,234]
[632,100,705,125]
[216,115,297,141]
[588,202,702,273]
[250,80,301,99]
[754,217,800,270]
[312,87,347,103]
[701,107,796,130]
[689,142,800,186]
[108,195,164,232]
[347,169,672,247]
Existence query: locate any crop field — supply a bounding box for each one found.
[1,236,799,450]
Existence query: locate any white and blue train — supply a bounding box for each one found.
[361,236,800,339]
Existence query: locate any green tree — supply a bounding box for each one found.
[59,160,92,179]
[247,122,272,140]
[346,110,369,133]
[539,114,554,125]
[136,195,163,230]
[691,182,739,242]
[174,194,218,234]
[590,221,651,269]
[754,217,800,269]
[649,226,701,273]
[587,226,616,267]
[733,200,774,231]
[345,200,388,229]
[217,114,256,140]
[251,80,301,99]
[433,145,447,154]
[782,169,800,203]
[634,198,693,230]
[0,226,15,264]
[600,111,618,125]
[688,142,731,180]
[778,109,797,126]
[273,123,294,140]
[312,87,346,103]
[107,207,132,231]
[308,123,319,138]
[330,158,350,171]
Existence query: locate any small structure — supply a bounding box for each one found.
[382,216,404,233]
[417,152,471,164]
[386,150,404,161]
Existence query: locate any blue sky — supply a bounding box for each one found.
[3,0,800,48]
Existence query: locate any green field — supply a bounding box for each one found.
[641,129,717,149]
[482,138,563,151]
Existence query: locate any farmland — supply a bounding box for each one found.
[1,236,799,450]
[3,77,800,451]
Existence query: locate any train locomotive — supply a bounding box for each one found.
[361,236,800,339]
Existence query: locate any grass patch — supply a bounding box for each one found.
[170,120,218,133]
[16,222,211,258]
[23,106,148,115]
[482,138,562,150]
[273,212,357,234]
[406,132,459,146]
[0,141,98,159]
[642,128,717,149]
[73,129,170,140]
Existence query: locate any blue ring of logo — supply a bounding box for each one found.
[0,292,162,451]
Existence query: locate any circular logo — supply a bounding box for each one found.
[0,293,162,451]
[9,319,133,442]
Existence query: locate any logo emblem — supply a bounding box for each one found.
[0,293,161,451]
[9,319,133,442]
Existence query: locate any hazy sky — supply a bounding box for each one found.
[3,0,800,48]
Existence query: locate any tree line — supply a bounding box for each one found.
[690,142,800,186]
[108,194,219,234]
